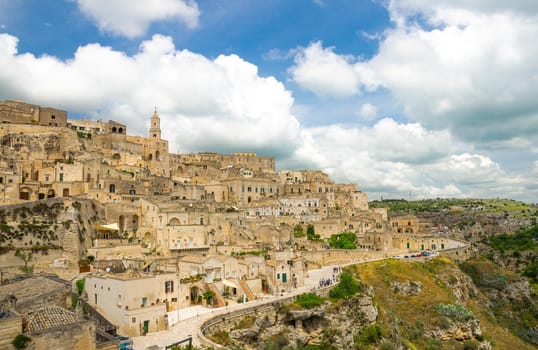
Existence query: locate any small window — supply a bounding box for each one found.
[51,115,56,120]
[165,281,174,293]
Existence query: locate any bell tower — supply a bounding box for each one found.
[149,107,161,139]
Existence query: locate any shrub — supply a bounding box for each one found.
[407,321,424,340]
[295,293,325,309]
[76,278,85,296]
[480,274,507,290]
[355,324,383,345]
[329,272,359,299]
[380,341,396,350]
[328,232,356,249]
[209,330,232,346]
[463,339,479,350]
[424,337,443,350]
[437,317,451,330]
[12,334,31,349]
[293,224,306,238]
[437,303,474,322]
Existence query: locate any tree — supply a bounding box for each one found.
[328,232,357,249]
[15,250,33,275]
[203,290,215,306]
[306,224,320,240]
[293,224,305,238]
[329,272,360,299]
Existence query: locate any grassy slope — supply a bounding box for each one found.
[351,257,535,350]
[369,198,538,219]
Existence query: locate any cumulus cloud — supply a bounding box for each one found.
[289,42,363,98]
[288,121,537,201]
[357,103,377,120]
[76,0,200,38]
[0,33,300,157]
[289,4,538,146]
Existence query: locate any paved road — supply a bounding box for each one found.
[132,265,338,350]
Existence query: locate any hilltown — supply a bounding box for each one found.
[0,100,468,349]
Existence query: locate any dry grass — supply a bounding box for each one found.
[351,256,535,349]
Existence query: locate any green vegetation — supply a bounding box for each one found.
[208,330,232,346]
[306,224,320,241]
[329,271,359,299]
[233,315,256,330]
[353,257,536,350]
[437,303,474,322]
[231,249,268,257]
[522,262,538,283]
[294,293,325,309]
[369,198,538,218]
[12,334,31,349]
[354,323,383,346]
[293,224,306,237]
[15,250,33,275]
[203,290,215,306]
[328,232,356,249]
[458,259,538,346]
[482,225,538,253]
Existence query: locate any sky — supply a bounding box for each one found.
[0,0,537,203]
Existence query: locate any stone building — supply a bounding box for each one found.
[0,100,67,127]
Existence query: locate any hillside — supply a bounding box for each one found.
[0,198,104,277]
[204,255,537,350]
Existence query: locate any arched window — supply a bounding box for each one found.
[109,184,115,193]
[169,218,180,226]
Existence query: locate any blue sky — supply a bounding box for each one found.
[1,0,537,202]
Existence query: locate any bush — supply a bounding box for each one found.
[328,232,357,249]
[437,317,451,330]
[437,303,474,322]
[295,293,325,308]
[76,278,85,296]
[12,334,31,349]
[329,272,359,299]
[480,274,507,290]
[463,339,479,350]
[380,341,396,350]
[424,337,443,350]
[355,324,383,345]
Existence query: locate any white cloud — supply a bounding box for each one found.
[357,103,377,120]
[76,0,200,38]
[0,33,300,157]
[289,5,538,146]
[289,41,363,98]
[288,121,538,201]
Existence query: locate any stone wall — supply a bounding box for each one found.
[28,320,96,350]
[301,249,407,267]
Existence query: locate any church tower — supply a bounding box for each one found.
[149,107,161,139]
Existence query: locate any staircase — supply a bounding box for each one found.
[238,279,256,302]
[206,283,226,308]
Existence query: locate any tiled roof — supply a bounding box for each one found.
[26,306,77,332]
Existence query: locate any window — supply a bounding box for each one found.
[0,177,2,184]
[142,297,148,306]
[51,115,56,120]
[59,173,63,182]
[247,186,252,192]
[165,281,174,293]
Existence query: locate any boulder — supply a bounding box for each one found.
[391,281,422,296]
